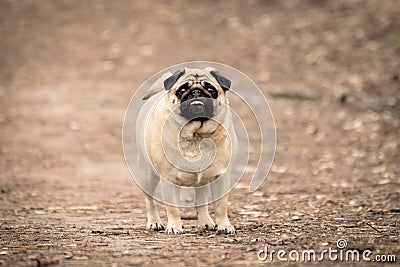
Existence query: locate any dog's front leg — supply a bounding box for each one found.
[195,186,215,231]
[214,195,235,234]
[211,177,235,234]
[160,179,183,234]
[144,193,164,231]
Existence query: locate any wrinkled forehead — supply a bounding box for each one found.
[179,68,218,84]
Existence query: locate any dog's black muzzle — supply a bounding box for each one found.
[180,88,214,121]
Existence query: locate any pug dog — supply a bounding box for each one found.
[136,67,237,234]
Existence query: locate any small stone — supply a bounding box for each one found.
[271,165,288,173]
[291,216,301,221]
[372,165,386,174]
[64,252,73,259]
[252,191,264,197]
[377,179,391,185]
[342,119,363,131]
[250,238,259,243]
[69,121,80,131]
[306,125,318,135]
[73,256,89,260]
[327,199,337,205]
[34,210,46,215]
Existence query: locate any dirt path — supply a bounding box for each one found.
[1,1,399,266]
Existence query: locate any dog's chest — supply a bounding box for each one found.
[178,135,210,160]
[146,115,231,186]
[172,132,229,186]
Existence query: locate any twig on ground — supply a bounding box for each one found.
[268,90,320,100]
[339,89,384,112]
[366,222,388,236]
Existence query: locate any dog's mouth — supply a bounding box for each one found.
[180,88,214,121]
[190,100,204,106]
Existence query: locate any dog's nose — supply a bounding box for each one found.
[192,89,201,98]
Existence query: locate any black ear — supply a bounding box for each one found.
[163,69,185,90]
[210,70,231,91]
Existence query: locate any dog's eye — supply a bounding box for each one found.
[176,83,190,98]
[204,82,218,98]
[177,88,186,96]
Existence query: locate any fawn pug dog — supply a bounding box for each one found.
[136,67,237,234]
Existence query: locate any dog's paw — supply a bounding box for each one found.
[165,222,184,234]
[216,224,236,234]
[147,221,165,231]
[199,222,216,232]
[198,215,216,231]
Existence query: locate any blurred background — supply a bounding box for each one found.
[0,0,399,266]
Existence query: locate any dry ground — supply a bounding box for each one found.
[0,0,399,266]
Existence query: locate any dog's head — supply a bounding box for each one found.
[163,67,231,121]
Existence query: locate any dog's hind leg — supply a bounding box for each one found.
[143,172,164,231]
[138,153,164,231]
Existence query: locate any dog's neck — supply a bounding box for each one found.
[180,119,220,140]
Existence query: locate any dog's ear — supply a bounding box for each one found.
[210,70,231,91]
[164,69,185,90]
